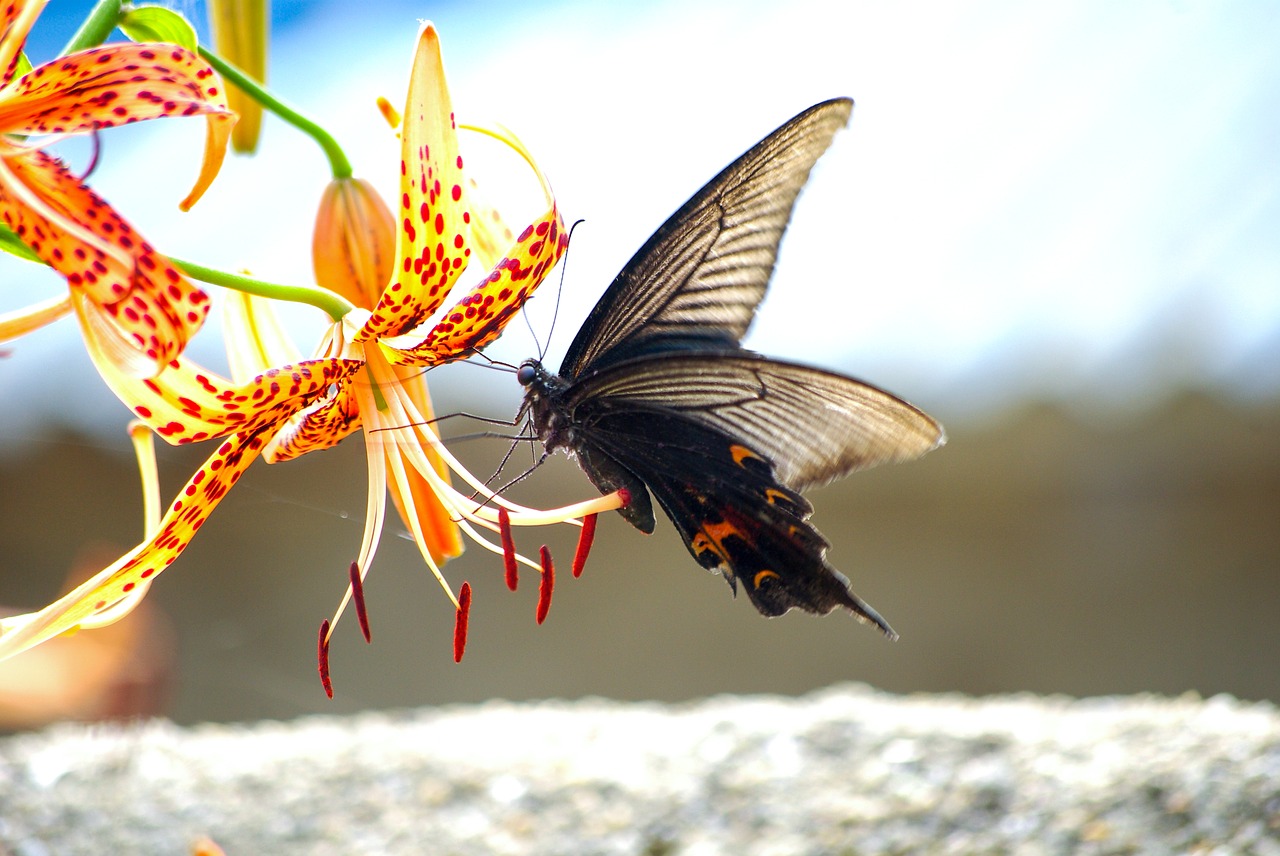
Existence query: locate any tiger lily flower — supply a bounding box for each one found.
[0,0,234,373]
[0,23,623,670]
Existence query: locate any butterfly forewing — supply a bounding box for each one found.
[565,352,945,491]
[559,98,854,378]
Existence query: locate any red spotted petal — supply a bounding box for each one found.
[0,423,271,661]
[383,202,568,366]
[1,43,227,136]
[264,377,363,462]
[0,42,235,210]
[0,149,210,372]
[357,23,470,343]
[79,316,363,445]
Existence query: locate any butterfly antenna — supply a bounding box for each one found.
[537,218,586,362]
[466,351,519,373]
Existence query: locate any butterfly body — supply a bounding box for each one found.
[517,99,944,634]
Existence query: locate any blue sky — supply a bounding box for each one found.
[3,0,1279,448]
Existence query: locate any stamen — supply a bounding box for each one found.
[376,96,401,129]
[499,507,518,590]
[572,513,597,579]
[536,546,555,625]
[349,561,371,643]
[453,581,472,662]
[317,619,333,699]
[501,491,627,527]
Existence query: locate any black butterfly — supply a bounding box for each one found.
[516,98,944,636]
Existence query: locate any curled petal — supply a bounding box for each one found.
[0,43,235,210]
[0,425,271,662]
[0,1,43,89]
[0,352,362,663]
[264,380,362,462]
[0,291,71,341]
[182,109,236,211]
[382,203,568,366]
[79,302,362,446]
[0,150,210,373]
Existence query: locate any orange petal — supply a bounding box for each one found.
[79,307,363,445]
[0,425,271,662]
[0,148,210,372]
[385,454,463,564]
[357,23,469,342]
[264,377,362,462]
[0,1,43,89]
[383,202,568,366]
[0,43,235,210]
[366,358,461,562]
[0,291,71,341]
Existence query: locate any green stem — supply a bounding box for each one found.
[62,0,122,54]
[173,258,354,322]
[197,46,353,179]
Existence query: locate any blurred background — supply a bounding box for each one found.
[1,0,1277,728]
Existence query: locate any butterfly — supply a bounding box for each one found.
[516,98,944,636]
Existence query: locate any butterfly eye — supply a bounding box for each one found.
[517,363,538,386]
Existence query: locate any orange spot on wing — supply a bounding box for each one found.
[730,444,765,467]
[752,569,780,590]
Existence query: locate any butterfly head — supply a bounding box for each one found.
[516,359,542,388]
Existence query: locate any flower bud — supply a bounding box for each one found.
[312,177,396,309]
[208,0,269,153]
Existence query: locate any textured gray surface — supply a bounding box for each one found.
[1,683,1278,855]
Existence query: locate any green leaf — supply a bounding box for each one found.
[118,6,198,52]
[0,225,45,265]
[14,52,33,80]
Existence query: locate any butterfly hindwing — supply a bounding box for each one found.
[566,399,894,631]
[559,98,854,378]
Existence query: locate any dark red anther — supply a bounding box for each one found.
[349,561,371,643]
[617,487,632,508]
[536,546,555,625]
[499,507,518,590]
[317,619,333,699]
[453,582,472,663]
[572,513,597,578]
